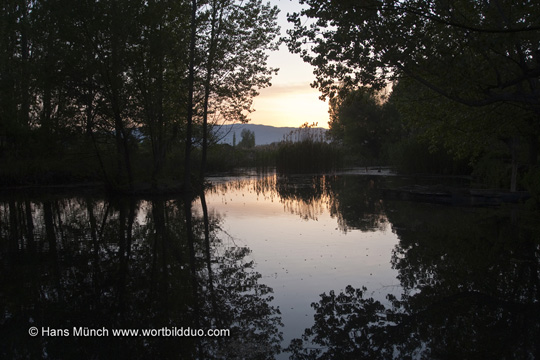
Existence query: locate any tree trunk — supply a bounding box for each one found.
[510,136,518,193]
[199,1,222,180]
[8,201,19,253]
[19,0,30,131]
[24,200,35,252]
[184,0,197,193]
[529,133,538,167]
[112,109,134,192]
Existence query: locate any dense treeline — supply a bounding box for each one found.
[0,0,279,191]
[326,77,536,192]
[287,0,540,196]
[327,86,472,175]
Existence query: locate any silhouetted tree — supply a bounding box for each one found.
[238,129,256,148]
[286,0,540,191]
[328,87,401,165]
[197,0,280,180]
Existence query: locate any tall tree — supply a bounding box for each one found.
[238,128,255,148]
[391,77,533,188]
[287,1,540,105]
[286,0,540,189]
[328,87,401,164]
[1,0,279,190]
[131,0,189,188]
[184,0,197,192]
[0,0,33,156]
[196,0,280,179]
[41,0,142,189]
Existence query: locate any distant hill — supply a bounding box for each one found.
[213,124,327,146]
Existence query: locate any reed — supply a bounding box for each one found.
[276,140,343,173]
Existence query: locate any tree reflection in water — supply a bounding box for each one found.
[210,173,388,233]
[287,202,540,359]
[0,194,283,359]
[3,173,539,359]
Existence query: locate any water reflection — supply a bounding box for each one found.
[0,195,283,359]
[3,173,538,359]
[210,173,387,233]
[287,202,540,359]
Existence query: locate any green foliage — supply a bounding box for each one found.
[390,78,538,186]
[388,136,471,175]
[0,0,280,190]
[287,1,540,107]
[286,0,540,190]
[391,78,534,161]
[328,87,401,166]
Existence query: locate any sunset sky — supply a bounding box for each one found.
[249,0,330,129]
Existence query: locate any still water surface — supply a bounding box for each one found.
[204,173,401,355]
[1,171,539,359]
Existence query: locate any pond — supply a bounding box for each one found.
[1,171,539,359]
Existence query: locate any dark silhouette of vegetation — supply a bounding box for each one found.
[275,141,342,174]
[327,86,472,176]
[287,1,540,109]
[276,123,343,173]
[238,129,256,149]
[286,1,540,195]
[0,0,280,192]
[196,0,280,181]
[387,135,472,176]
[328,88,400,167]
[197,123,342,175]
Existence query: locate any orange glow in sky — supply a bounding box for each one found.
[249,0,330,129]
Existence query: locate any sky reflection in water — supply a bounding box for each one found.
[205,172,540,359]
[203,173,402,355]
[2,172,539,359]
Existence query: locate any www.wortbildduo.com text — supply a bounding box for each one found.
[33,326,230,337]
